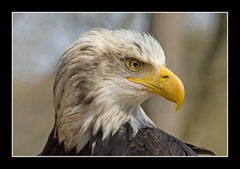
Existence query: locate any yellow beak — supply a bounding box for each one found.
[128,66,185,112]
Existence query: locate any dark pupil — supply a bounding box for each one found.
[132,60,139,68]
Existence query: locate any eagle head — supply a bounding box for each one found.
[53,28,185,153]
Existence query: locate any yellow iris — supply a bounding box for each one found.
[126,58,143,71]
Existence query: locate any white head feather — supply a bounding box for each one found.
[53,28,166,153]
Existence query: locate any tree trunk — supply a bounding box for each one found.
[142,13,186,137]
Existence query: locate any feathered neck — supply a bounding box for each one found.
[55,101,155,153]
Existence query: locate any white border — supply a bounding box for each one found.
[12,11,228,158]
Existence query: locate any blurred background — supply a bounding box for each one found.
[12,12,227,156]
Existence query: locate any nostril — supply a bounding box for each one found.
[162,75,169,79]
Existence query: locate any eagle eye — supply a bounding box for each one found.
[126,58,143,71]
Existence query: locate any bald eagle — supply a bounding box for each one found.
[39,28,214,156]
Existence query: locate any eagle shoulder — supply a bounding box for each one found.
[128,126,198,156]
[91,123,198,156]
[39,123,213,156]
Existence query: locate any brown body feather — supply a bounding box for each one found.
[39,123,214,156]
